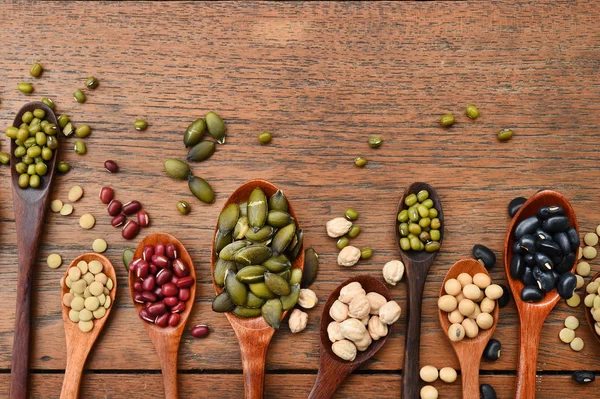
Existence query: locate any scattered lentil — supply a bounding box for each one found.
[570,337,584,352]
[92,238,108,253]
[565,316,579,330]
[584,232,599,246]
[583,246,597,260]
[51,199,63,213]
[79,214,96,230]
[68,186,84,202]
[47,254,62,269]
[60,204,74,216]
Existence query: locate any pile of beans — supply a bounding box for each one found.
[62,260,114,332]
[130,242,194,327]
[397,189,441,252]
[510,205,578,302]
[99,186,150,240]
[325,207,372,267]
[558,315,585,352]
[5,107,58,189]
[211,188,304,329]
[327,281,400,361]
[419,365,458,399]
[584,276,600,337]
[438,272,502,342]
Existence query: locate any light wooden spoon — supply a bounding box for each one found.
[308,276,392,399]
[438,259,499,398]
[395,182,444,399]
[129,233,196,399]
[60,253,117,399]
[211,179,304,399]
[504,189,578,399]
[584,271,600,346]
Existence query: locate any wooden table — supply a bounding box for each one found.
[1,1,599,398]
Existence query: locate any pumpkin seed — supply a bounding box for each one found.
[186,140,216,162]
[122,248,134,271]
[288,229,303,260]
[290,268,303,285]
[278,269,291,282]
[262,254,291,272]
[218,203,239,234]
[302,248,319,288]
[239,201,248,216]
[267,210,294,228]
[245,225,274,241]
[232,306,262,318]
[248,187,267,231]
[237,265,267,283]
[225,269,247,306]
[164,159,191,180]
[261,299,283,329]
[264,272,291,296]
[205,111,226,144]
[214,259,237,286]
[272,223,296,255]
[249,282,277,299]
[233,216,249,239]
[245,292,266,308]
[214,230,233,254]
[234,244,273,266]
[280,284,300,310]
[188,176,215,203]
[219,240,251,260]
[212,291,235,312]
[184,118,206,147]
[268,189,288,212]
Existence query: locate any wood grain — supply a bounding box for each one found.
[1,1,600,397]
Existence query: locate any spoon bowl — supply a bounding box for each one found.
[211,179,304,399]
[504,189,578,399]
[129,233,196,399]
[395,182,444,399]
[308,276,392,399]
[438,259,499,398]
[584,272,600,346]
[9,102,59,399]
[60,253,117,399]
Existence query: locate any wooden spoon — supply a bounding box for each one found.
[308,276,392,399]
[9,102,59,399]
[60,253,117,399]
[211,179,304,399]
[395,182,444,399]
[438,259,499,398]
[129,233,196,399]
[503,189,578,399]
[584,271,600,346]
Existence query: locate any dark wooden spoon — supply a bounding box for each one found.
[584,272,600,346]
[438,259,499,398]
[395,182,444,399]
[9,102,59,399]
[308,276,392,399]
[503,189,578,399]
[129,233,196,399]
[211,180,304,399]
[60,254,117,399]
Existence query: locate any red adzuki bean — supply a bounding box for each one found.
[166,243,178,260]
[191,325,210,338]
[137,210,150,227]
[111,214,126,227]
[99,186,115,204]
[104,160,119,173]
[122,200,142,215]
[122,220,140,240]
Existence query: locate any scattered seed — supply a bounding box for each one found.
[583,246,597,260]
[85,76,99,89]
[466,104,480,119]
[440,113,455,127]
[18,83,34,94]
[497,128,514,141]
[566,293,581,307]
[51,199,63,213]
[74,140,87,155]
[354,157,367,167]
[73,89,86,103]
[570,337,584,352]
[584,233,599,246]
[30,62,43,78]
[134,119,147,131]
[565,316,579,330]
[92,238,108,253]
[104,160,119,173]
[60,204,74,216]
[368,136,383,148]
[576,262,591,277]
[258,131,272,144]
[80,214,96,230]
[47,253,62,269]
[68,186,84,202]
[177,200,191,215]
[41,97,55,110]
[57,161,70,173]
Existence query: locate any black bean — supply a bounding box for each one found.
[483,338,502,361]
[535,228,553,241]
[515,216,541,239]
[533,266,555,293]
[555,252,575,274]
[512,240,523,255]
[572,371,596,384]
[498,284,511,308]
[536,205,564,220]
[553,232,572,255]
[473,244,496,270]
[566,227,580,250]
[521,285,544,302]
[510,255,525,279]
[535,252,553,270]
[552,270,561,282]
[524,253,535,266]
[542,216,570,233]
[536,239,562,258]
[508,197,527,218]
[522,266,536,286]
[480,383,497,399]
[557,272,577,299]
[518,234,537,254]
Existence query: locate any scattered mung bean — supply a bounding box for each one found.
[258,131,272,144]
[360,248,373,259]
[466,104,479,119]
[18,83,34,94]
[57,161,70,173]
[134,119,147,131]
[497,128,513,141]
[73,89,86,103]
[440,113,455,127]
[30,62,43,77]
[176,200,191,215]
[354,156,367,167]
[41,97,55,110]
[74,140,87,155]
[85,76,99,89]
[368,136,383,148]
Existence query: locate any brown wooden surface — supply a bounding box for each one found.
[1,1,600,398]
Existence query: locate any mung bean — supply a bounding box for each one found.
[440,113,455,127]
[74,140,87,154]
[466,104,479,119]
[30,62,43,77]
[18,83,34,94]
[497,128,513,141]
[354,156,367,167]
[85,76,99,89]
[57,161,70,173]
[134,119,147,131]
[176,200,191,215]
[258,131,272,144]
[368,136,383,148]
[73,89,86,103]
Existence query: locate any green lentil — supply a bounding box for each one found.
[73,89,86,103]
[74,140,87,155]
[348,225,361,238]
[18,83,34,94]
[85,76,99,89]
[75,124,91,138]
[134,119,148,131]
[177,200,191,215]
[258,131,272,144]
[56,161,70,173]
[360,248,373,259]
[336,236,349,249]
[30,62,43,78]
[0,153,9,165]
[368,136,383,148]
[440,113,455,127]
[497,128,514,141]
[41,97,56,110]
[354,156,367,167]
[466,104,479,119]
[345,208,358,221]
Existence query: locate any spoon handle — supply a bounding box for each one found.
[308,362,354,399]
[155,336,180,399]
[60,348,88,399]
[515,311,545,399]
[234,327,273,399]
[9,200,47,399]
[459,351,482,399]
[402,274,426,399]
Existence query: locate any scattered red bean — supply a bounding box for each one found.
[99,186,115,204]
[122,200,142,215]
[122,220,140,240]
[111,214,126,227]
[107,199,122,216]
[191,325,210,338]
[104,160,119,173]
[137,210,150,227]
